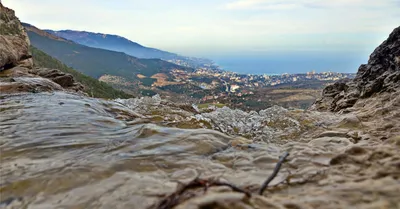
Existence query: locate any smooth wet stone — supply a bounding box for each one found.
[314,131,349,138]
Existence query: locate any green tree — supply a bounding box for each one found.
[30,46,133,99]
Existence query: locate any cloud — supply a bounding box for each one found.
[3,0,399,56]
[226,0,266,10]
[225,0,399,10]
[225,0,300,10]
[224,0,399,34]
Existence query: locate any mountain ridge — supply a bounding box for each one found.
[23,23,194,80]
[44,28,181,60]
[43,28,215,68]
[45,29,147,48]
[21,23,72,43]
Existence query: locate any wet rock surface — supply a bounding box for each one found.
[1,91,399,209]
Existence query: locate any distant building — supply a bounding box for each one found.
[211,80,219,86]
[199,83,210,89]
[230,84,240,92]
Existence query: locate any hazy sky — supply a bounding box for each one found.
[3,0,400,56]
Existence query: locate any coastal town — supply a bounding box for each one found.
[167,61,354,92]
[148,58,356,109]
[189,68,354,89]
[100,57,355,110]
[167,58,355,89]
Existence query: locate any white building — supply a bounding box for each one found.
[230,84,240,92]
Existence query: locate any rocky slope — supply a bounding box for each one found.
[0,3,86,95]
[43,29,214,68]
[0,3,399,209]
[312,26,400,112]
[24,23,194,79]
[0,3,31,70]
[0,3,134,98]
[44,29,180,60]
[29,46,132,99]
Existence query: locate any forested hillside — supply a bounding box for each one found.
[30,46,132,99]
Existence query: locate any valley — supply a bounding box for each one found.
[24,24,355,110]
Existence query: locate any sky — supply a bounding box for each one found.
[3,0,400,58]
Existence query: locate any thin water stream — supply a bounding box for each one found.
[0,92,282,208]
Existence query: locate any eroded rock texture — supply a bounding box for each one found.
[0,3,84,95]
[0,3,32,71]
[312,26,400,112]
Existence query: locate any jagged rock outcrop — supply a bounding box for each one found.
[30,68,84,91]
[0,2,32,71]
[194,106,300,142]
[0,67,85,94]
[312,26,400,112]
[0,3,85,95]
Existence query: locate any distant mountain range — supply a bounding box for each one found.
[23,23,193,81]
[43,28,214,68]
[44,29,179,60]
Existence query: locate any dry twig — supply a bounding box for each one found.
[258,152,290,195]
[155,178,251,209]
[154,152,290,209]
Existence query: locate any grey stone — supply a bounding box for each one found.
[311,26,400,112]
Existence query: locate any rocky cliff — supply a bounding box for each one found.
[0,2,32,70]
[0,2,84,94]
[312,26,400,112]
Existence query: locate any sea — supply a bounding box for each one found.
[210,51,369,75]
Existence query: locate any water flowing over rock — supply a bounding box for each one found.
[1,90,399,209]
